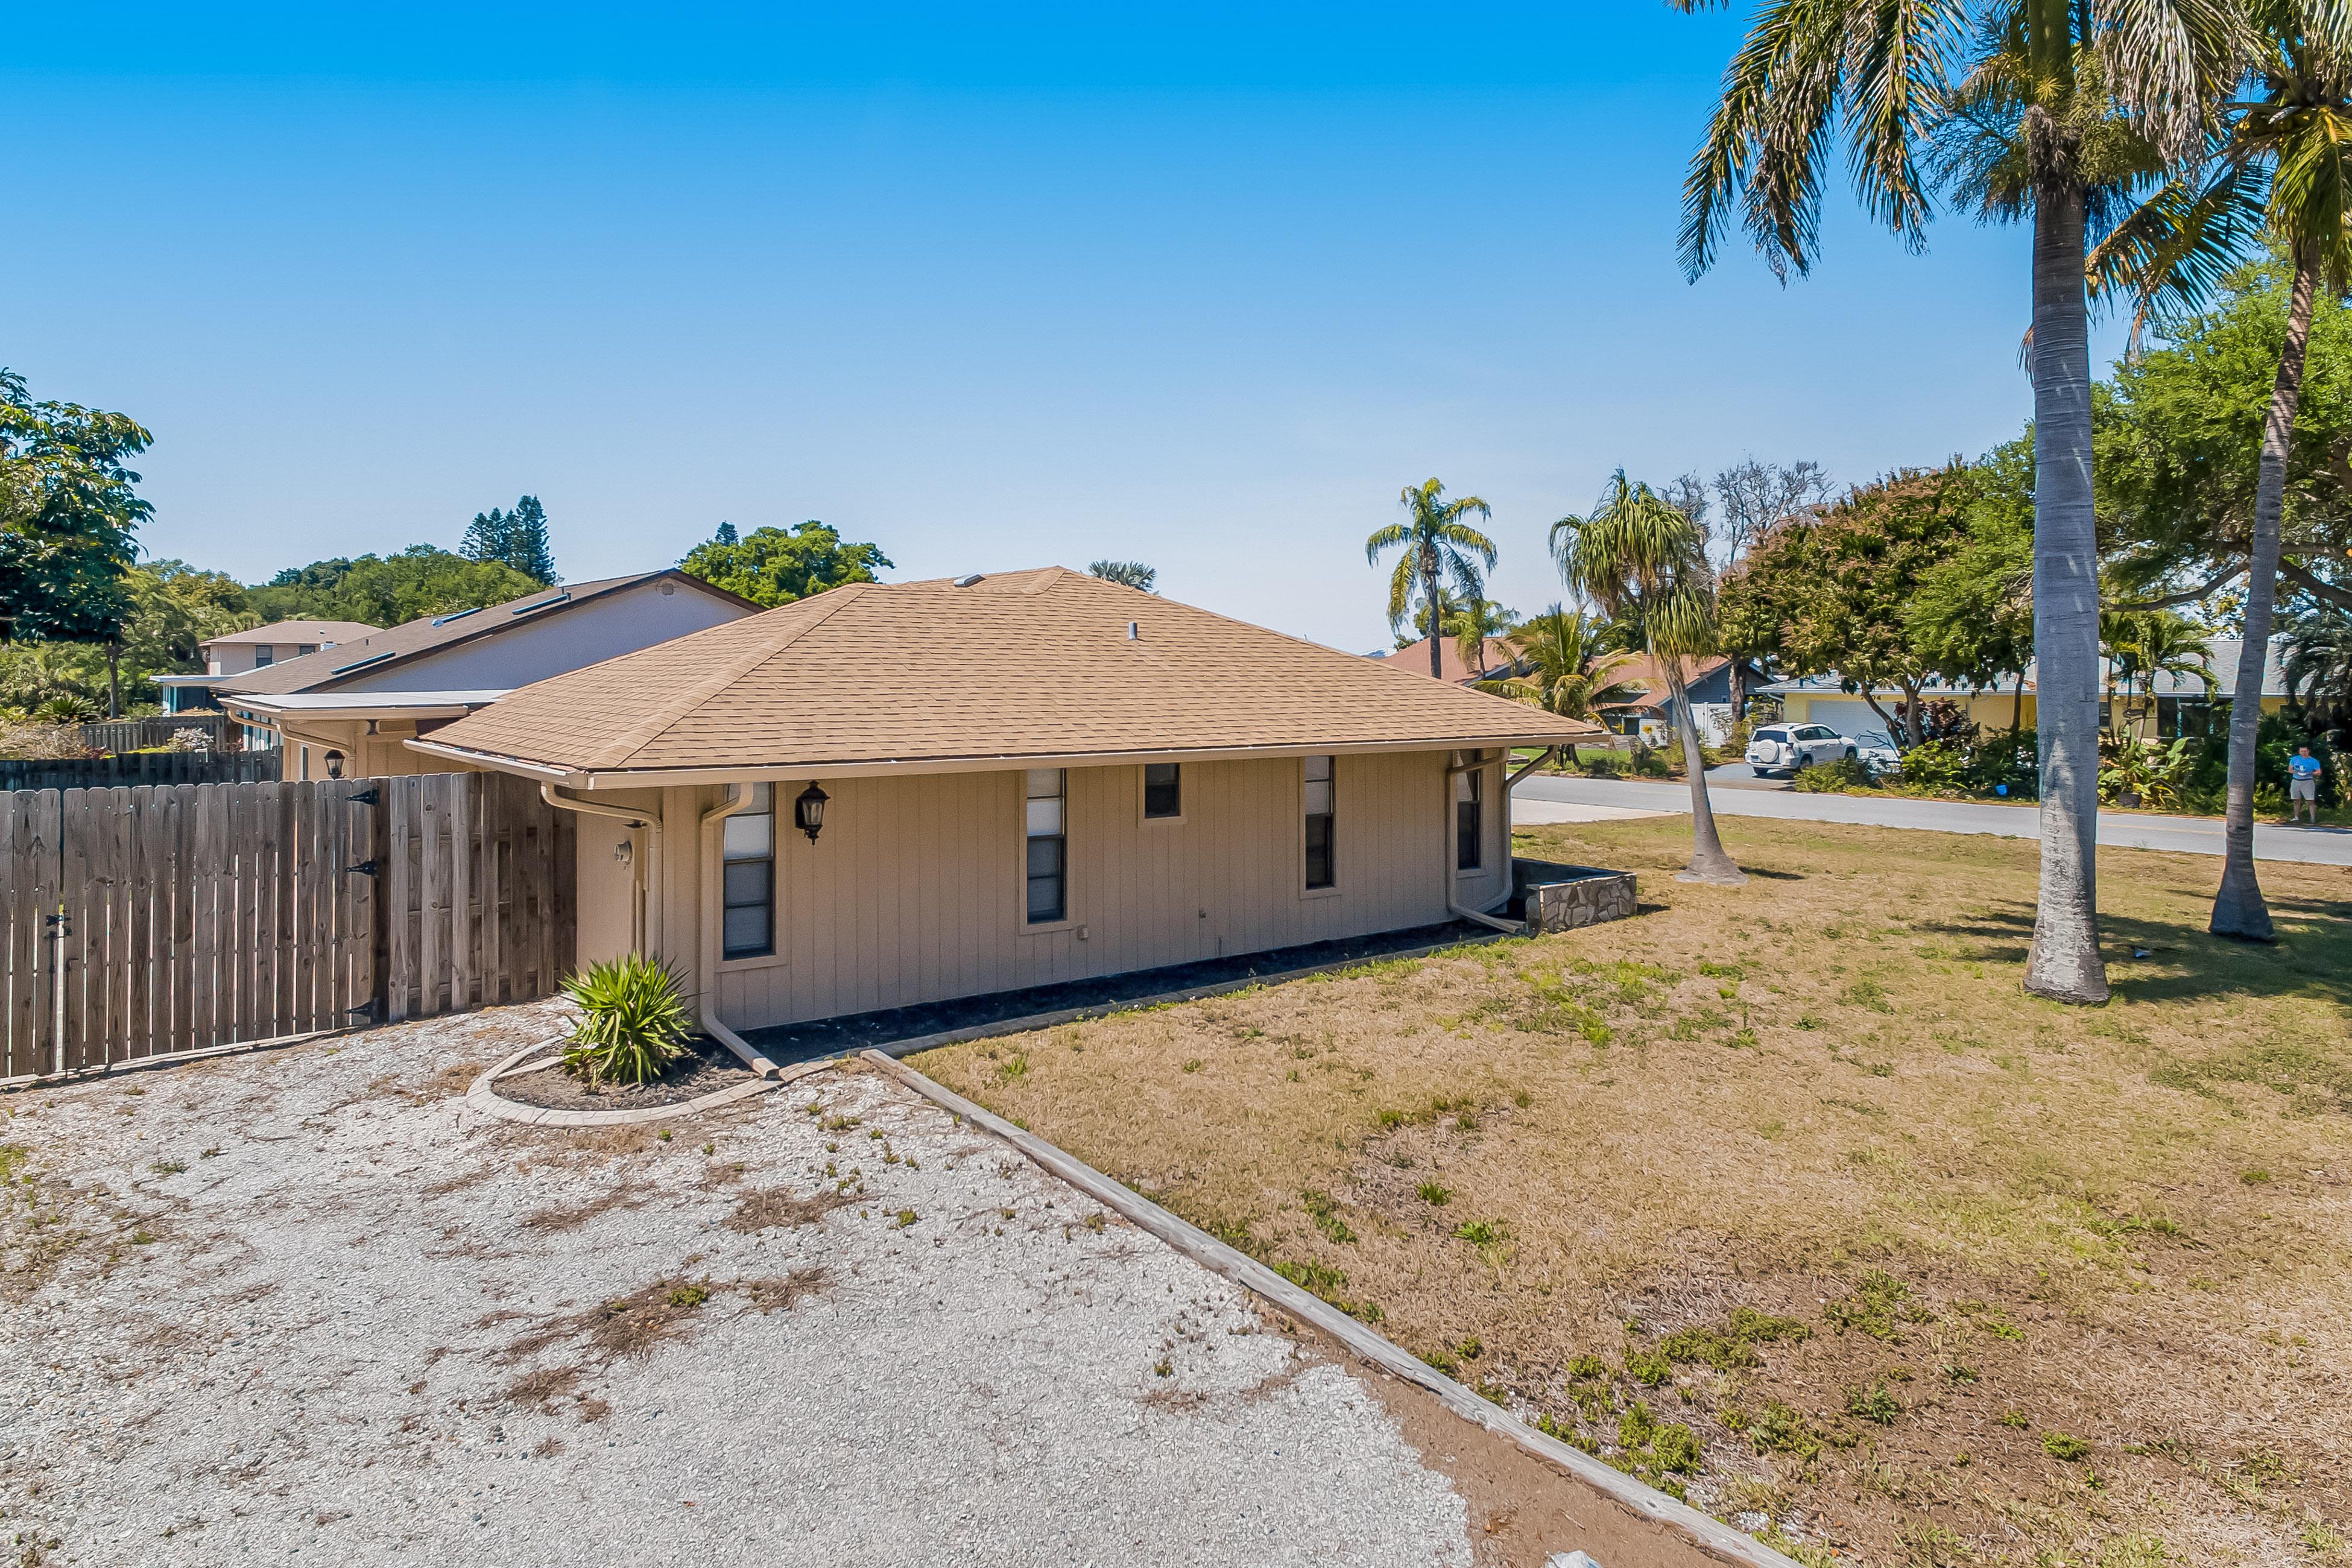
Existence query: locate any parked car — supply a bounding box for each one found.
[1746,722,1857,778]
[1851,729,1902,775]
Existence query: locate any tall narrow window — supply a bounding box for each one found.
[253,646,274,668]
[1025,768,1066,923]
[1455,761,1484,871]
[1143,762,1182,820]
[1304,756,1335,890]
[722,782,775,959]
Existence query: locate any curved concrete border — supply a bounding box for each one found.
[463,1038,824,1128]
[863,1048,1801,1568]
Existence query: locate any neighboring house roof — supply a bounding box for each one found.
[216,571,753,698]
[1756,638,2290,701]
[1602,654,1731,713]
[416,567,1596,781]
[201,619,381,650]
[1369,635,1525,686]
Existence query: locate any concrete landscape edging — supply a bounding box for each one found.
[462,1038,819,1127]
[861,1049,1803,1568]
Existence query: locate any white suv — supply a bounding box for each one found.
[1747,723,1857,779]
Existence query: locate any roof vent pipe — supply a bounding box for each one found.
[953,573,984,587]
[1127,621,1139,640]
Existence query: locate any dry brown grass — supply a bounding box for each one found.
[911,815,2352,1568]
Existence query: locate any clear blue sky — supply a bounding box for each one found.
[7,3,2125,652]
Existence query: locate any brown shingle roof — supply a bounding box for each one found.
[419,567,1597,777]
[216,571,750,697]
[1370,634,1524,685]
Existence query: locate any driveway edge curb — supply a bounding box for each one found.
[862,1048,1802,1568]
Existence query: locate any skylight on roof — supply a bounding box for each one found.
[431,606,482,627]
[511,591,572,615]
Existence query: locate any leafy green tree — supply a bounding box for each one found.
[1087,561,1157,592]
[2283,598,2352,701]
[1908,447,2038,729]
[678,520,892,607]
[1367,479,1497,680]
[0,560,256,713]
[1554,471,1744,885]
[1679,1,2239,1001]
[1485,605,1642,763]
[461,495,558,584]
[250,546,541,626]
[0,368,151,653]
[2095,7,2352,939]
[1722,467,1980,748]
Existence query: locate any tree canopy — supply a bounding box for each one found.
[677,520,892,607]
[0,368,152,645]
[0,559,254,713]
[461,495,558,584]
[1087,561,1157,592]
[249,546,544,626]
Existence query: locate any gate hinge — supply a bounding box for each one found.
[347,787,381,807]
[346,1002,376,1022]
[347,859,379,878]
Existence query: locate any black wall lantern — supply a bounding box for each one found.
[323,749,346,780]
[794,782,829,843]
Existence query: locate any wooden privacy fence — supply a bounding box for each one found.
[78,714,233,756]
[0,781,376,1078]
[0,750,281,794]
[0,770,575,1080]
[380,771,574,1023]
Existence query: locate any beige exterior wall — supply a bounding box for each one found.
[282,721,479,782]
[569,749,1511,1034]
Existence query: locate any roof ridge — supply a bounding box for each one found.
[584,583,876,770]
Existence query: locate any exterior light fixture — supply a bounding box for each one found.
[794,782,830,842]
[323,750,345,779]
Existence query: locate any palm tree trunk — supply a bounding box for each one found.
[2011,675,2025,734]
[1423,545,1444,680]
[1666,660,1744,884]
[1727,660,1746,739]
[2024,180,2110,1004]
[2211,243,2318,941]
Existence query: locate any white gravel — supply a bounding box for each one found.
[0,1004,1476,1567]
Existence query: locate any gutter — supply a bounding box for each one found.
[694,785,784,1080]
[538,782,658,954]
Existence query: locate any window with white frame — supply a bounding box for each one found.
[1304,756,1335,889]
[253,646,274,667]
[722,783,776,959]
[1455,759,1484,871]
[1025,768,1066,923]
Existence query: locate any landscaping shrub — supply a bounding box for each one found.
[1893,738,1971,793]
[1580,750,1625,778]
[560,953,695,1086]
[1791,756,1873,792]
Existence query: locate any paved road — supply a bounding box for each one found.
[1514,772,2352,867]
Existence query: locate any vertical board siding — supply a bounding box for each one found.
[0,780,379,1075]
[714,750,1456,1032]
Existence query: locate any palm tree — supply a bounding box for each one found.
[1455,599,1524,680]
[1553,472,1746,885]
[1368,479,1499,680]
[1486,605,1644,764]
[2095,4,2352,940]
[1675,0,2238,1002]
[2102,605,2219,736]
[2283,599,2352,701]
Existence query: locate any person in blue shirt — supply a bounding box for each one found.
[2287,745,2325,824]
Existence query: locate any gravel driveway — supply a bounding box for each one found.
[0,1003,1485,1567]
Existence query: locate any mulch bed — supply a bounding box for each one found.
[488,1034,755,1113]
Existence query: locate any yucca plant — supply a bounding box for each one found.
[559,954,694,1086]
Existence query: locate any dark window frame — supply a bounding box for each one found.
[1304,755,1335,890]
[721,783,776,960]
[1456,762,1484,872]
[1142,762,1183,821]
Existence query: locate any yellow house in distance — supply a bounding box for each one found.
[1758,638,2295,741]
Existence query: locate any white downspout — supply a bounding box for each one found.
[695,784,783,1079]
[1444,751,1524,935]
[540,782,657,954]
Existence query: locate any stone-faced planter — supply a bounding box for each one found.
[1510,858,1637,934]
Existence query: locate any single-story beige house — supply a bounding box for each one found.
[408,567,1589,1047]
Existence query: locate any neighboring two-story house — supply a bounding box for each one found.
[155,620,383,715]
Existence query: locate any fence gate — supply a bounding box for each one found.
[0,780,378,1078]
[379,772,574,1024]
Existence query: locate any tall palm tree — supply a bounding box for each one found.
[1455,598,1524,680]
[2102,604,2219,735]
[1675,0,2239,1002]
[1368,479,1499,680]
[1485,605,1644,764]
[1554,472,1747,885]
[2096,2,2352,939]
[2282,598,2352,700]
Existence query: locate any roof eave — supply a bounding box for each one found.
[403,730,1598,790]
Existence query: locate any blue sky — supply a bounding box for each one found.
[7,4,2122,651]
